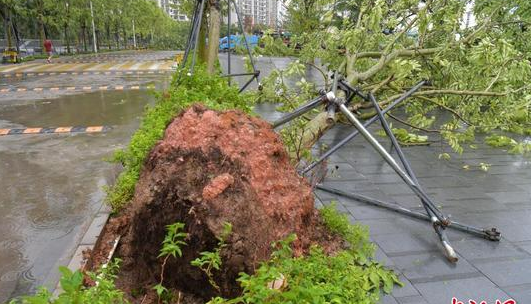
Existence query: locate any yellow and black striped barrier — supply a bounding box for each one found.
[53,59,174,64]
[0,126,109,136]
[0,84,158,94]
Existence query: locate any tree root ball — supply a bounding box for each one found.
[115,105,341,302]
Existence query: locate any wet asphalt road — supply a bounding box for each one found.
[0,51,172,301]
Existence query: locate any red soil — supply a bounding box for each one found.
[88,105,341,303]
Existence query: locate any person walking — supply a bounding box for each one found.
[44,39,53,63]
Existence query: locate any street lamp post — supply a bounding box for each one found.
[132,19,137,49]
[90,0,97,53]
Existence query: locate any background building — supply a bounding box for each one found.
[233,0,279,29]
[157,0,188,21]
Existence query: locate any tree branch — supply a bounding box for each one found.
[387,113,440,133]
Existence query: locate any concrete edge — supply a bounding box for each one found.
[52,203,111,296]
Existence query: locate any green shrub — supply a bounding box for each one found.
[10,260,126,304]
[208,206,401,304]
[106,66,253,211]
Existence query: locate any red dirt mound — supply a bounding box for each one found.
[93,105,341,303]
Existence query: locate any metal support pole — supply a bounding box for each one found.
[239,74,257,92]
[190,0,206,74]
[369,93,446,219]
[232,0,259,84]
[336,102,458,262]
[316,185,500,241]
[181,0,199,66]
[227,0,231,86]
[301,80,427,174]
[272,94,329,128]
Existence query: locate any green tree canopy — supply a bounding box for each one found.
[274,0,531,157]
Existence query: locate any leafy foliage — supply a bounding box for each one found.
[257,0,531,159]
[320,202,375,263]
[485,134,531,155]
[107,67,253,211]
[208,205,401,304]
[10,260,126,304]
[159,222,188,259]
[154,222,188,302]
[0,0,185,52]
[191,222,232,292]
[253,31,297,57]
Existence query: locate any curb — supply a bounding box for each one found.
[52,197,112,295]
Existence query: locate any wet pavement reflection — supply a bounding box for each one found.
[0,73,168,301]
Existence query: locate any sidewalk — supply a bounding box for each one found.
[310,123,531,304]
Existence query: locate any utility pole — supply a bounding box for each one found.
[132,19,137,49]
[90,0,97,53]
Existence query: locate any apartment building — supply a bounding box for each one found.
[157,0,188,21]
[233,0,279,28]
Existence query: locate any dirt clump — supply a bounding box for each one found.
[92,105,342,303]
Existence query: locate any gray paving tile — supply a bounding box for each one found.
[503,283,531,303]
[416,176,474,189]
[429,187,492,201]
[380,294,399,304]
[377,183,418,196]
[374,245,396,267]
[324,163,367,181]
[473,258,531,287]
[515,241,531,254]
[453,238,529,262]
[392,274,421,298]
[497,224,531,242]
[365,173,405,185]
[395,295,429,304]
[358,217,432,236]
[414,277,511,304]
[390,253,479,283]
[345,201,402,220]
[373,233,440,256]
[486,191,530,204]
[321,179,380,192]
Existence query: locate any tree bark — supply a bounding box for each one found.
[287,112,337,160]
[64,22,71,54]
[123,27,127,48]
[82,23,88,52]
[107,24,111,50]
[198,11,208,63]
[206,0,221,74]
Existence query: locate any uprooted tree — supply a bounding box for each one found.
[260,0,531,160]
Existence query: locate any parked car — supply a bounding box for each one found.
[219,34,259,51]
